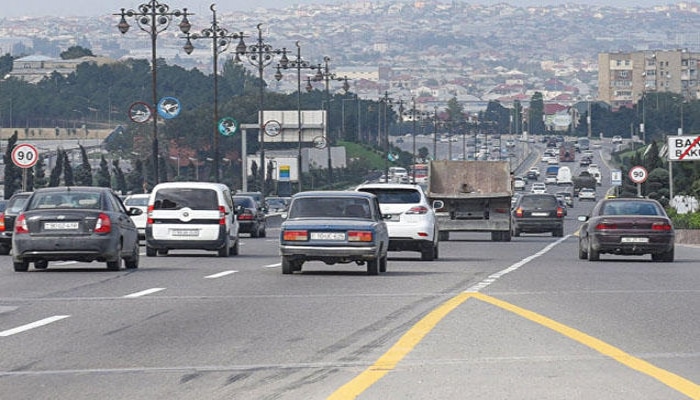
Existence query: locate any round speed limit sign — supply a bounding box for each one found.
[11,143,39,169]
[628,165,648,184]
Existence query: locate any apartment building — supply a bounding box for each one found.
[599,49,700,109]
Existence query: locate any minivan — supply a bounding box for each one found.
[145,182,240,257]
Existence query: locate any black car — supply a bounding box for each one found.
[11,187,142,271]
[233,195,267,237]
[0,192,32,255]
[511,193,565,237]
[526,170,538,180]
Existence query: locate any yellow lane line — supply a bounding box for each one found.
[328,292,700,399]
[473,293,700,400]
[327,292,475,400]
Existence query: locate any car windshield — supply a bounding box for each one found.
[28,192,101,210]
[601,201,661,216]
[289,197,371,219]
[358,188,421,204]
[153,188,218,210]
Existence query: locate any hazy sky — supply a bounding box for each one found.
[0,0,677,18]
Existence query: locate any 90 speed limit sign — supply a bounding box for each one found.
[628,165,648,184]
[11,143,39,169]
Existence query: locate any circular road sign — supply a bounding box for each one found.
[12,143,39,169]
[312,136,328,149]
[264,120,282,137]
[157,97,181,119]
[128,102,153,123]
[218,117,239,136]
[629,165,648,184]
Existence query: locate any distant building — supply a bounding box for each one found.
[5,55,113,83]
[598,49,700,109]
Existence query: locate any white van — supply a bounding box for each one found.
[145,182,240,257]
[556,166,573,185]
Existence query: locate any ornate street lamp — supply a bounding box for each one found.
[274,41,318,193]
[311,56,349,186]
[234,23,285,196]
[183,4,241,183]
[116,1,192,185]
[379,91,394,182]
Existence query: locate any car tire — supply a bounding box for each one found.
[157,249,169,256]
[433,243,439,260]
[553,227,564,237]
[231,237,239,256]
[379,255,387,273]
[250,224,259,238]
[367,258,379,275]
[125,244,140,269]
[0,244,10,255]
[146,246,157,257]
[35,260,48,269]
[438,231,449,241]
[13,260,29,272]
[652,247,674,262]
[578,240,588,260]
[218,236,230,257]
[588,241,600,261]
[421,245,435,261]
[512,227,521,237]
[281,256,293,274]
[107,257,121,271]
[260,225,266,238]
[293,260,303,272]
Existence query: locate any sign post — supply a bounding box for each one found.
[12,143,39,192]
[628,165,648,198]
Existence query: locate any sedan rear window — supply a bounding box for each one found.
[519,195,557,208]
[602,201,660,216]
[358,188,421,204]
[289,197,371,219]
[28,192,101,210]
[153,189,218,210]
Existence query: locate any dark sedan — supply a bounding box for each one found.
[0,192,32,255]
[12,187,142,271]
[279,191,389,275]
[511,193,565,237]
[578,198,675,262]
[233,195,267,237]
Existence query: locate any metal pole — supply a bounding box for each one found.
[412,99,417,183]
[433,107,438,160]
[296,43,303,192]
[324,59,332,186]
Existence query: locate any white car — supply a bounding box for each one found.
[578,188,597,201]
[123,193,149,240]
[531,183,547,194]
[612,135,623,144]
[529,167,540,178]
[514,176,526,191]
[356,183,438,261]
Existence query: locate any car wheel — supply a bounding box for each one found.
[107,242,122,271]
[587,241,600,261]
[553,227,564,237]
[421,245,435,261]
[512,227,521,237]
[35,260,48,269]
[125,243,140,269]
[281,256,294,274]
[293,260,303,272]
[250,224,259,238]
[0,244,10,255]
[652,247,674,262]
[379,255,387,273]
[433,243,439,260]
[13,260,29,272]
[259,224,266,238]
[438,231,449,241]
[367,258,379,275]
[578,239,588,260]
[231,237,239,256]
[218,236,230,257]
[146,246,157,257]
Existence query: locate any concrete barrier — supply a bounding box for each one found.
[675,229,700,245]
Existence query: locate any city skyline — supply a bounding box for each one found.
[0,0,680,18]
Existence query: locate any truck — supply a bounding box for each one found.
[559,143,576,162]
[427,160,512,242]
[572,171,598,197]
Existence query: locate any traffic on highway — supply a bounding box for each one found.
[1,139,699,399]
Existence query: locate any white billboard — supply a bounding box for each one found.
[259,110,325,144]
[667,135,700,161]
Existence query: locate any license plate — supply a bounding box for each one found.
[310,232,345,240]
[621,237,649,243]
[172,229,199,237]
[386,214,401,221]
[531,212,549,217]
[44,222,79,230]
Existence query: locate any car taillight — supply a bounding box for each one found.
[405,206,428,215]
[219,206,226,225]
[147,205,154,225]
[0,212,5,232]
[94,213,112,234]
[283,230,308,241]
[515,207,523,217]
[348,231,373,242]
[595,222,617,230]
[14,213,29,234]
[652,222,672,231]
[556,207,564,218]
[238,211,254,220]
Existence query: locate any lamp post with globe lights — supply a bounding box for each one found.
[116,1,192,184]
[233,23,286,196]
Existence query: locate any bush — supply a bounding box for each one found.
[667,208,700,229]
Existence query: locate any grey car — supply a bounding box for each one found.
[12,187,142,271]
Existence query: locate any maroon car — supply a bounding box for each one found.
[577,198,674,262]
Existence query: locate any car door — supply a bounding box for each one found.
[111,193,138,253]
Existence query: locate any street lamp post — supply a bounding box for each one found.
[183,4,240,183]
[274,41,317,193]
[234,23,285,196]
[379,91,394,183]
[116,1,192,185]
[312,56,349,187]
[433,106,439,160]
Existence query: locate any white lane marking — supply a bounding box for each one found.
[0,315,70,337]
[466,236,569,293]
[263,263,281,269]
[123,288,165,298]
[205,271,237,279]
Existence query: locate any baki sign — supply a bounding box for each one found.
[668,135,700,161]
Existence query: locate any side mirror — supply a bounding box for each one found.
[234,205,244,215]
[432,200,445,210]
[577,215,589,222]
[280,213,288,220]
[128,208,143,216]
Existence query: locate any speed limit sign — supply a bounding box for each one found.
[628,165,648,184]
[11,143,39,169]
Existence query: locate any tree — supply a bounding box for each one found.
[112,159,128,195]
[3,131,22,198]
[59,46,94,60]
[529,92,545,135]
[74,145,93,186]
[96,155,111,187]
[63,151,75,186]
[418,146,430,162]
[126,159,145,194]
[33,155,48,189]
[49,149,64,187]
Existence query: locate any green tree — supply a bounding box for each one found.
[529,92,545,135]
[33,155,48,188]
[126,159,145,194]
[96,155,111,188]
[49,149,64,187]
[59,46,94,60]
[63,152,74,186]
[3,131,22,198]
[112,159,128,195]
[74,145,93,186]
[0,53,14,78]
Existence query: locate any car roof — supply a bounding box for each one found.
[356,183,423,190]
[125,193,150,199]
[293,191,376,200]
[32,186,112,193]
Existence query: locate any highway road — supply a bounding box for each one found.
[1,145,699,399]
